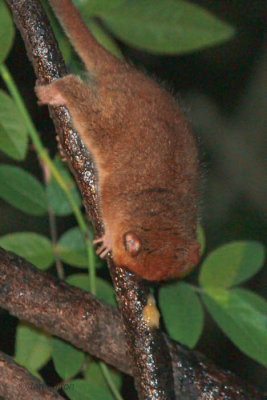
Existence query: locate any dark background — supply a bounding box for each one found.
[0,0,266,395]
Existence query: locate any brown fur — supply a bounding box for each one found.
[35,0,200,281]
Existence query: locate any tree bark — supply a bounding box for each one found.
[0,351,64,400]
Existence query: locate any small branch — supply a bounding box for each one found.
[108,263,175,398]
[0,247,263,400]
[40,158,65,280]
[47,205,65,279]
[6,0,174,398]
[0,351,64,400]
[0,246,128,375]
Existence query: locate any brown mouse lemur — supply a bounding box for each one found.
[36,0,200,281]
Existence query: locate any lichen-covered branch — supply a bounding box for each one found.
[0,247,263,400]
[0,351,64,400]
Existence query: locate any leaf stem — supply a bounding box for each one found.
[40,157,64,279]
[0,63,87,232]
[86,234,96,296]
[0,62,96,284]
[189,284,203,294]
[99,362,124,400]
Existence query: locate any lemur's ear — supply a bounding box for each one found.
[123,232,142,257]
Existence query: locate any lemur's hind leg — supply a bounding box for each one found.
[35,75,92,107]
[35,74,108,161]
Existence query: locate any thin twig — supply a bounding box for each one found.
[47,205,65,279]
[40,157,65,280]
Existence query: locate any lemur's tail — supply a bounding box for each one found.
[49,0,120,76]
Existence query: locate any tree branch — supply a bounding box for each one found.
[0,351,64,400]
[0,247,263,400]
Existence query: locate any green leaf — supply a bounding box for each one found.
[202,288,267,366]
[66,274,116,306]
[46,156,81,216]
[101,0,235,54]
[159,282,203,348]
[66,273,90,291]
[0,1,15,63]
[84,360,122,391]
[0,232,54,270]
[64,379,114,400]
[0,165,47,215]
[57,227,88,267]
[0,122,25,161]
[0,90,28,160]
[199,241,265,289]
[28,370,43,381]
[78,0,124,16]
[51,337,85,379]
[15,323,51,372]
[197,224,205,255]
[96,277,116,305]
[86,19,122,58]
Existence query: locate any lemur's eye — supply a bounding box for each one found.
[123,232,142,256]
